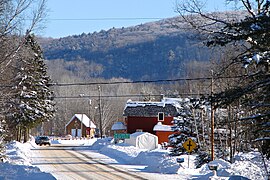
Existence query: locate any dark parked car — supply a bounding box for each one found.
[35,136,51,146]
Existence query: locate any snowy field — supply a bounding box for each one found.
[0,137,269,180]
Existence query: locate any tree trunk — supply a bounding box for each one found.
[23,127,29,143]
[17,126,21,142]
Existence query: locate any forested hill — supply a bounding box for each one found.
[39,16,212,81]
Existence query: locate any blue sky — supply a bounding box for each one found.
[40,0,235,38]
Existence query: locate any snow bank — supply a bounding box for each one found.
[90,138,144,163]
[88,138,269,179]
[0,162,55,180]
[196,155,267,180]
[1,141,55,180]
[51,138,97,145]
[134,150,179,174]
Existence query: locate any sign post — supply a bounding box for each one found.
[183,138,197,168]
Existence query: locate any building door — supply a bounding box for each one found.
[71,129,82,137]
[71,129,76,137]
[77,129,82,137]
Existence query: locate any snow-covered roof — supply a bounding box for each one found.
[111,122,126,130]
[153,122,173,132]
[65,114,96,128]
[124,98,182,117]
[161,97,190,104]
[125,97,188,109]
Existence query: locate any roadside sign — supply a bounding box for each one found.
[183,138,197,153]
[114,133,130,139]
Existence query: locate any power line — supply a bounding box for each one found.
[53,93,210,99]
[24,17,165,21]
[0,75,247,88]
[49,75,247,87]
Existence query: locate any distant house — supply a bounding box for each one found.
[65,114,96,138]
[111,121,127,134]
[123,98,182,143]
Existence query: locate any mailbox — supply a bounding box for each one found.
[176,158,184,163]
[208,163,218,171]
[208,162,218,177]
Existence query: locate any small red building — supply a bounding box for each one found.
[111,121,127,134]
[153,122,174,144]
[123,98,181,143]
[65,114,96,138]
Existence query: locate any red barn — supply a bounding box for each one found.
[123,98,181,143]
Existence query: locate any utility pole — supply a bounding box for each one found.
[98,86,103,138]
[211,70,215,161]
[228,105,233,163]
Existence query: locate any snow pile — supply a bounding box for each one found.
[0,141,55,180]
[91,139,180,174]
[198,159,232,179]
[231,152,268,179]
[5,141,32,165]
[91,139,144,162]
[90,138,269,179]
[134,150,179,174]
[50,138,97,145]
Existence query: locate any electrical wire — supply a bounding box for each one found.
[0,75,247,88]
[43,18,164,21]
[49,75,247,87]
[53,93,210,99]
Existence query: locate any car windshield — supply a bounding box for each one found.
[39,136,49,140]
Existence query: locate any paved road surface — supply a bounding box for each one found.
[30,144,182,180]
[30,144,150,180]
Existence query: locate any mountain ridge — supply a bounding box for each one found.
[40,16,211,81]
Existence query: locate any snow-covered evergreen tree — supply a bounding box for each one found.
[6,35,55,142]
[168,98,202,156]
[168,97,214,167]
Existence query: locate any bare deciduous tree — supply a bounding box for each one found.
[175,0,270,160]
[0,0,47,71]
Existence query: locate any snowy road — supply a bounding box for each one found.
[3,140,265,180]
[30,145,148,180]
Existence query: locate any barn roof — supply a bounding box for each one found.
[65,114,96,128]
[123,98,187,117]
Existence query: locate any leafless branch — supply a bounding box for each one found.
[0,0,47,72]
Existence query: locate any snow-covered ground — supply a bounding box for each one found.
[0,137,269,180]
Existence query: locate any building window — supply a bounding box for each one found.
[158,112,164,121]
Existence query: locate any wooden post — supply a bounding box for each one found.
[188,153,190,168]
[228,105,233,163]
